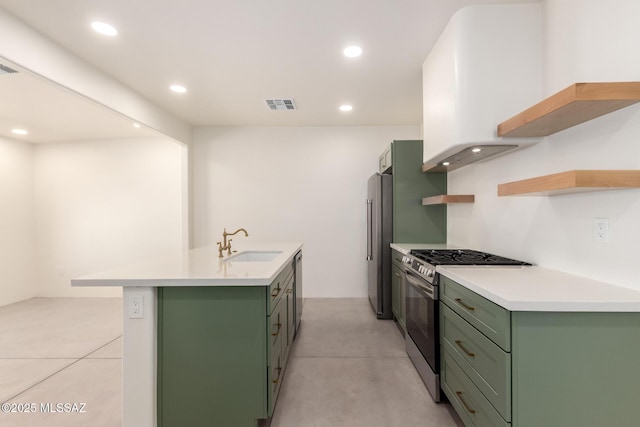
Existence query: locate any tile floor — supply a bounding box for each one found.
[0,297,462,427]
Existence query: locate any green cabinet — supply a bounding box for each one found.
[388,140,447,243]
[440,275,640,427]
[391,249,406,331]
[158,258,296,427]
[442,303,511,420]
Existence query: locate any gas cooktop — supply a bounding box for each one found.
[409,249,530,266]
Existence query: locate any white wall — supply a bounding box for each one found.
[0,137,36,306]
[446,0,640,290]
[192,126,420,297]
[33,137,185,297]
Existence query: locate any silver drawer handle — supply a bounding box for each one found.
[455,340,475,357]
[455,391,476,414]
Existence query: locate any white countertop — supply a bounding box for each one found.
[71,242,303,287]
[438,266,640,312]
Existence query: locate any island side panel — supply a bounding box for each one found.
[158,286,268,427]
[511,311,640,427]
[123,286,157,427]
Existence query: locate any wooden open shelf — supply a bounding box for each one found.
[497,82,640,137]
[498,170,640,196]
[422,195,475,205]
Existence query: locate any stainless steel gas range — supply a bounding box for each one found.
[401,249,530,402]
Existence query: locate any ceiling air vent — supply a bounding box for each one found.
[265,99,296,111]
[0,64,18,74]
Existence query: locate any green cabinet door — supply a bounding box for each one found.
[391,140,447,243]
[284,275,295,364]
[391,263,404,330]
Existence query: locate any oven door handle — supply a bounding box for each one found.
[406,272,436,300]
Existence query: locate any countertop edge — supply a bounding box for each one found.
[71,242,302,287]
[437,266,640,312]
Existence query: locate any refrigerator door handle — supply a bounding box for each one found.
[366,199,373,260]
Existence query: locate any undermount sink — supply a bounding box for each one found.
[224,251,282,262]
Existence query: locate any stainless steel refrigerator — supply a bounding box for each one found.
[366,173,393,319]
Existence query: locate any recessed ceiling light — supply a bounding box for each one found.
[343,45,363,58]
[442,162,450,166]
[339,105,353,112]
[91,21,118,37]
[11,128,28,135]
[170,85,187,94]
[472,147,482,153]
[133,123,141,128]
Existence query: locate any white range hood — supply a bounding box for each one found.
[422,3,542,172]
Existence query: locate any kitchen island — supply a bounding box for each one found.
[72,242,303,427]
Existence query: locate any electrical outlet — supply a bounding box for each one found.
[593,218,609,243]
[128,296,144,319]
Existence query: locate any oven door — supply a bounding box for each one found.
[405,271,439,373]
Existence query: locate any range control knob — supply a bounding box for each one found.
[426,269,434,278]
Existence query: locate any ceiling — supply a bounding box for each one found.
[0,0,534,133]
[0,62,158,143]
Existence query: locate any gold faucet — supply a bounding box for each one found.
[217,228,249,257]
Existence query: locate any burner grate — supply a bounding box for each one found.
[410,249,530,266]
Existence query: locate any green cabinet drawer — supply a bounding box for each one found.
[268,295,285,362]
[267,336,284,417]
[267,263,293,314]
[442,351,510,427]
[442,304,511,421]
[440,275,511,351]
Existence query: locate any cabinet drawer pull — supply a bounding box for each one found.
[272,367,282,384]
[271,286,281,298]
[394,272,400,278]
[454,340,475,357]
[455,391,476,414]
[454,298,476,311]
[272,323,282,337]
[286,288,293,294]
